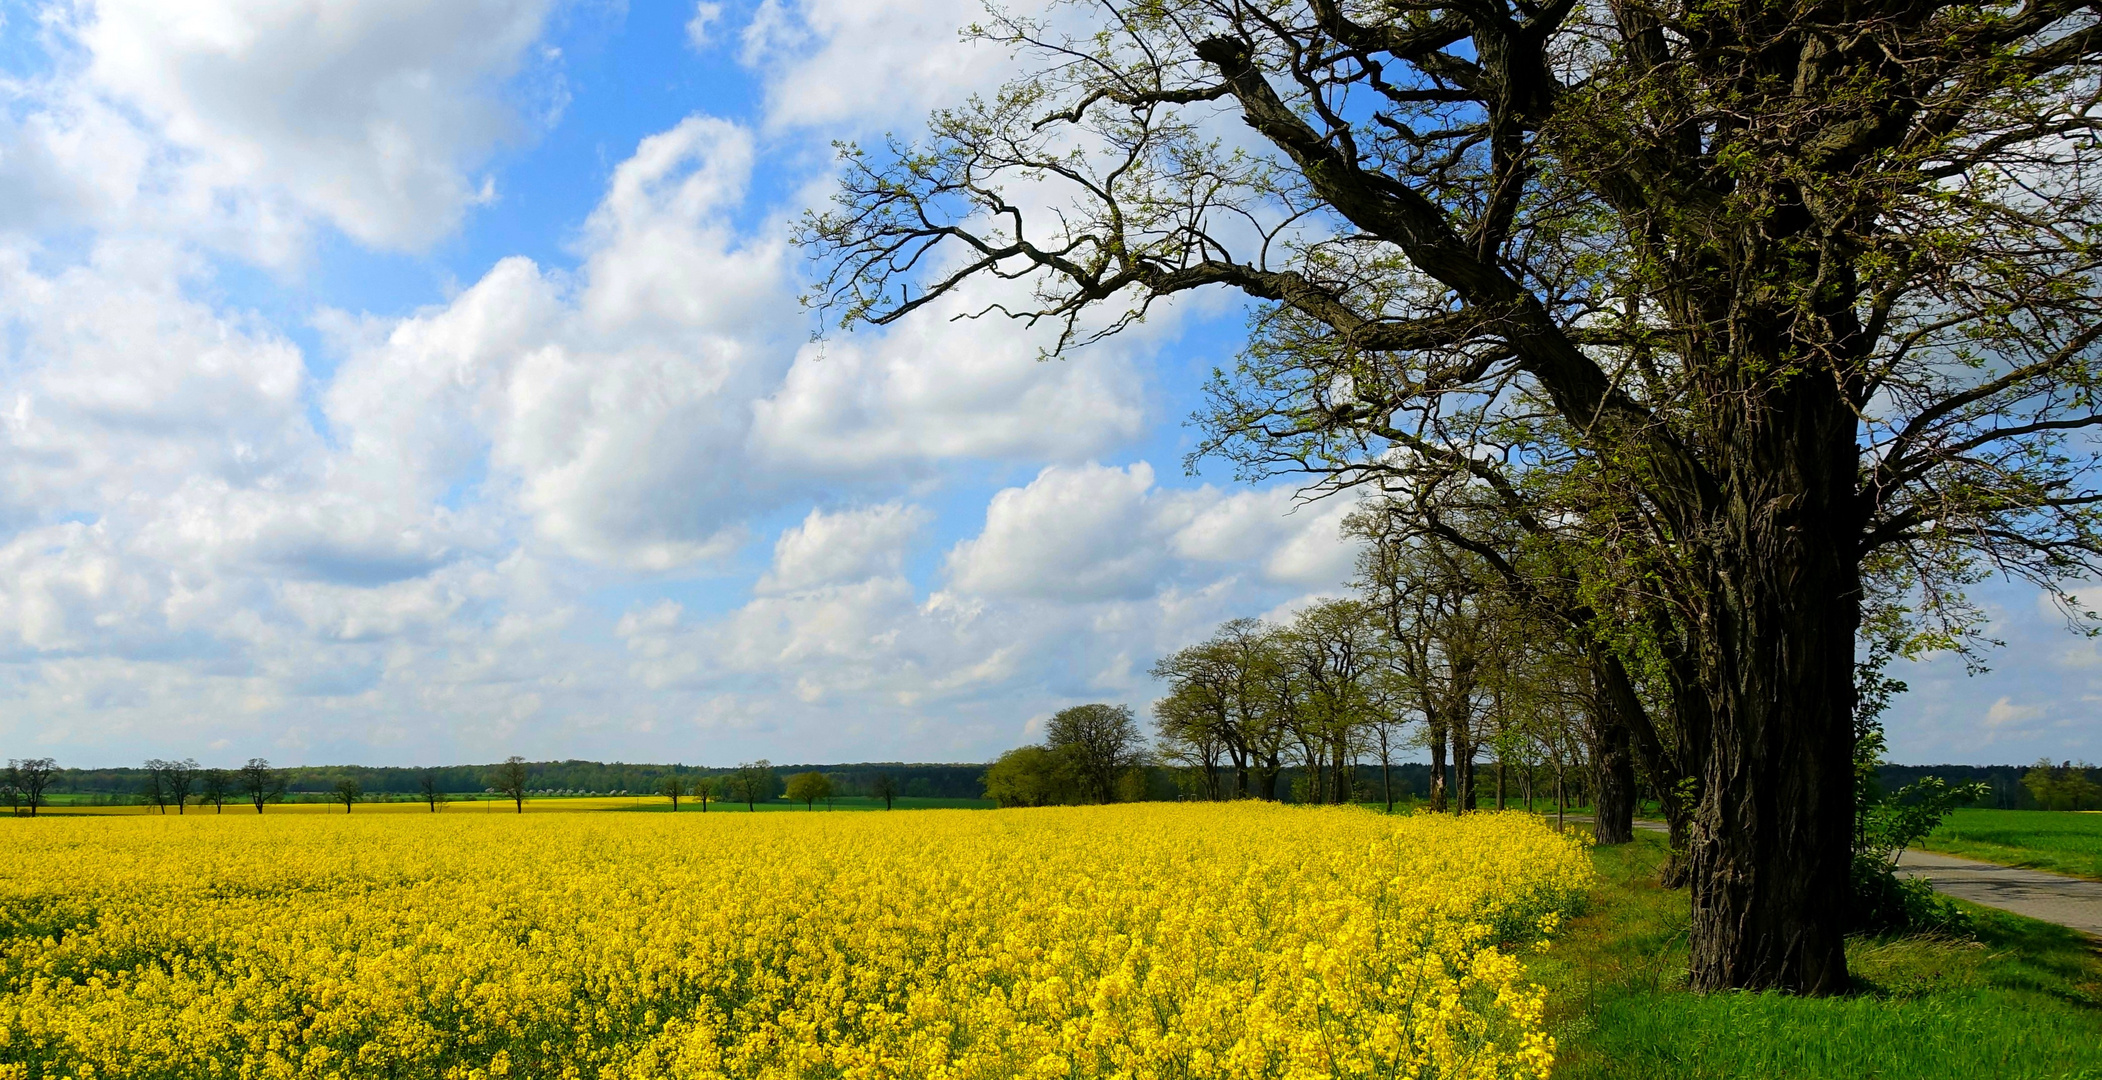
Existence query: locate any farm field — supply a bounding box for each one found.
[28,794,997,815]
[0,804,1586,1079]
[1919,809,2102,882]
[1535,834,2102,1079]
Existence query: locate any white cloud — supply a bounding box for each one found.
[686,2,725,48]
[947,463,1164,601]
[0,239,325,567]
[945,463,1362,602]
[759,503,930,594]
[1984,696,2045,730]
[751,290,1150,471]
[740,0,1034,131]
[324,115,792,571]
[4,0,559,259]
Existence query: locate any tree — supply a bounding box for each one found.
[333,778,362,813]
[418,770,446,812]
[1045,704,1144,804]
[727,761,778,811]
[982,746,1074,808]
[240,758,284,814]
[871,772,899,810]
[1150,619,1289,800]
[145,758,200,815]
[5,758,56,818]
[491,756,530,814]
[1282,599,1388,805]
[141,763,170,815]
[805,0,2102,993]
[658,772,687,811]
[691,775,716,813]
[786,771,833,810]
[200,769,232,813]
[2023,760,2102,811]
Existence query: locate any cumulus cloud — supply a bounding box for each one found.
[0,0,559,260]
[945,463,1362,602]
[323,116,791,571]
[751,294,1151,471]
[739,0,1043,131]
[759,503,931,594]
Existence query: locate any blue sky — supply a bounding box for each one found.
[0,0,2090,769]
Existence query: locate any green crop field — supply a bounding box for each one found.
[1533,833,2102,1079]
[1921,809,2102,882]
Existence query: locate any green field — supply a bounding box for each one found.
[1535,833,2102,1079]
[1921,809,2102,882]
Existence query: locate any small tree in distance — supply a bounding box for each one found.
[164,759,199,814]
[871,773,898,810]
[491,756,530,814]
[728,761,775,811]
[691,775,716,813]
[240,758,284,814]
[786,771,832,810]
[6,758,56,818]
[142,762,170,814]
[418,770,446,812]
[333,778,361,813]
[658,772,687,812]
[200,768,231,813]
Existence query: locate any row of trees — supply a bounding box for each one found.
[800,0,2102,994]
[134,758,319,814]
[1153,515,1616,826]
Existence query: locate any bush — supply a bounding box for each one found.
[1847,852,1972,936]
[1849,776,1988,936]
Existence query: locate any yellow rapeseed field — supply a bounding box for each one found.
[0,804,1589,1080]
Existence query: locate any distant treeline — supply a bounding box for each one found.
[1878,763,2100,810]
[44,761,994,800]
[27,759,2084,808]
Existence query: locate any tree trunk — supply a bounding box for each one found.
[1682,383,1860,996]
[1454,718,1477,813]
[1591,691,1638,845]
[1427,718,1448,813]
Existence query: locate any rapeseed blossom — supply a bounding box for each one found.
[0,804,1588,1079]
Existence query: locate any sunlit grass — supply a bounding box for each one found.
[1532,833,2102,1079]
[1920,808,2102,882]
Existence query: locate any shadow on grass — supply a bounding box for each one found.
[1533,835,2102,1080]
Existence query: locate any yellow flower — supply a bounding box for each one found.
[0,805,1585,1079]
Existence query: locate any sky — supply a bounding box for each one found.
[0,0,2091,769]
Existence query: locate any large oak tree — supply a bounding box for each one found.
[804,0,2102,991]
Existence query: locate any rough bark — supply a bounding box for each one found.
[1591,700,1638,846]
[1427,718,1449,813]
[1454,715,1478,812]
[1683,376,1861,994]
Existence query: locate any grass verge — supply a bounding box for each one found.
[1920,809,2102,882]
[1533,832,2102,1079]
